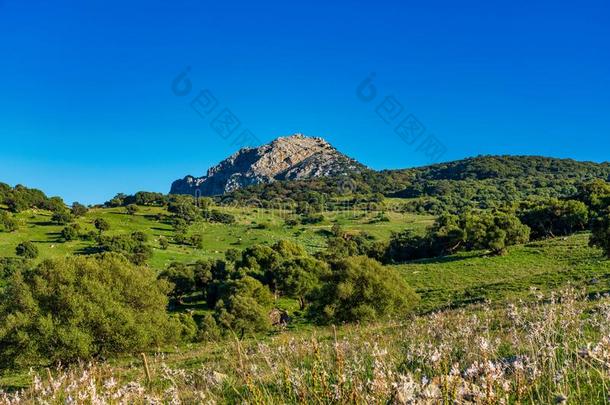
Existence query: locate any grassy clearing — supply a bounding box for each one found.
[0,205,433,270]
[396,233,610,312]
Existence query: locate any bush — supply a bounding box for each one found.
[385,210,530,262]
[159,236,169,250]
[168,196,201,224]
[158,262,196,302]
[15,241,38,259]
[462,211,530,255]
[97,233,153,265]
[94,218,110,235]
[205,209,236,224]
[125,204,139,215]
[284,217,300,227]
[0,211,18,232]
[215,276,274,337]
[518,199,589,239]
[51,210,73,225]
[170,313,198,342]
[300,213,324,224]
[590,211,610,258]
[190,233,204,249]
[71,202,89,217]
[0,254,173,368]
[196,312,221,341]
[311,256,419,323]
[61,224,80,241]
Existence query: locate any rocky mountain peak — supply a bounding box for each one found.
[170,134,364,196]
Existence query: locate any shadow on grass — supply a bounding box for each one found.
[400,251,487,266]
[31,221,55,227]
[74,246,102,255]
[151,227,172,232]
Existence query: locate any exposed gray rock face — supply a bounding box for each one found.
[170,134,365,196]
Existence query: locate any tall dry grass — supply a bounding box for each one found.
[2,288,610,404]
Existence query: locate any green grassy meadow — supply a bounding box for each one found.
[396,232,610,312]
[0,204,434,270]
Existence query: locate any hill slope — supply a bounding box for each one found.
[224,155,610,213]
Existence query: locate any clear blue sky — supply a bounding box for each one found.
[1,0,608,204]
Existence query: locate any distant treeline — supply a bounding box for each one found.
[0,183,66,213]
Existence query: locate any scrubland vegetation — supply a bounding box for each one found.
[3,156,610,403]
[3,289,610,404]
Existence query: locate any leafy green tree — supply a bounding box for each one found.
[42,196,67,213]
[158,262,196,302]
[519,199,589,239]
[428,213,466,254]
[190,233,204,249]
[323,229,380,260]
[94,218,110,236]
[174,230,189,245]
[168,195,201,224]
[51,210,73,225]
[193,260,214,288]
[125,204,139,215]
[215,276,274,337]
[0,254,172,368]
[5,185,48,213]
[236,244,281,287]
[97,233,153,265]
[159,236,169,250]
[225,248,240,263]
[15,241,38,259]
[0,182,10,204]
[130,231,149,243]
[576,179,610,212]
[104,193,129,208]
[196,312,221,341]
[311,256,419,323]
[235,240,332,309]
[300,213,325,224]
[461,211,530,255]
[205,209,236,224]
[0,211,18,232]
[170,313,198,342]
[275,256,330,309]
[590,212,610,258]
[61,224,80,242]
[331,224,343,237]
[134,191,167,207]
[198,197,213,210]
[203,260,230,307]
[385,230,432,263]
[71,202,89,217]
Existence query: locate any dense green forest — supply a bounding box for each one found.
[227,155,610,214]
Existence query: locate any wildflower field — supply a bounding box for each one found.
[2,288,610,404]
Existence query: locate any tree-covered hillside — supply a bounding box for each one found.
[225,155,610,214]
